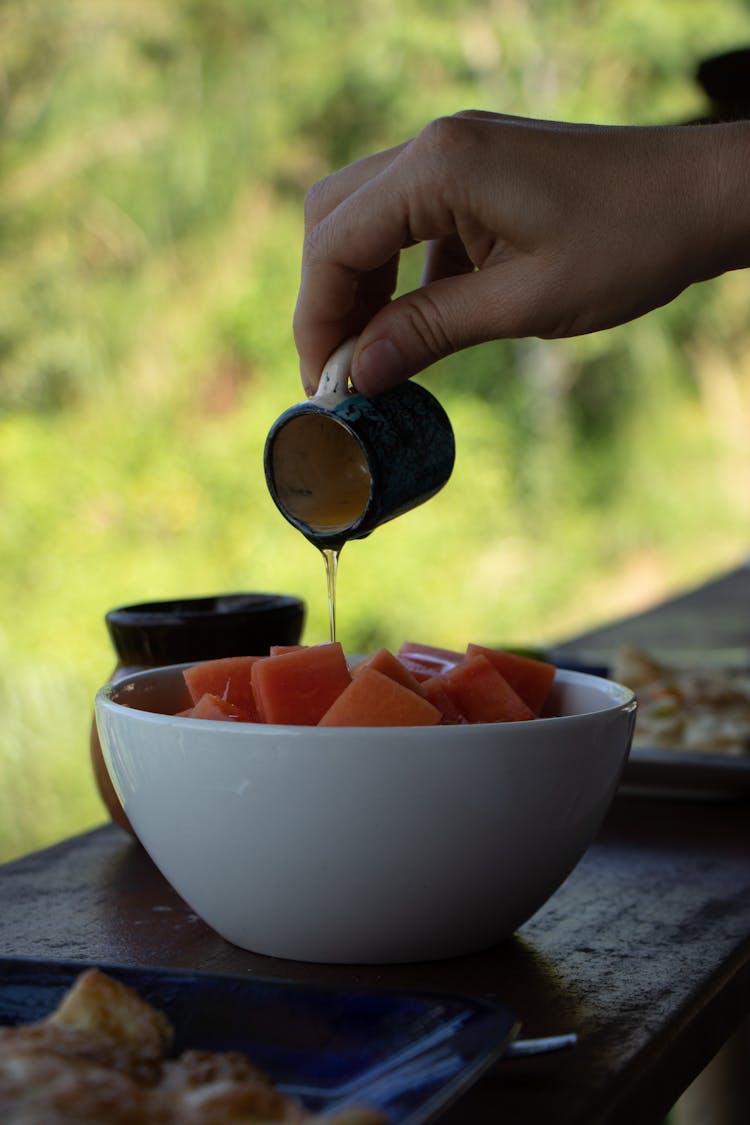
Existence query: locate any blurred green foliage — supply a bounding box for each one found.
[1,0,750,861]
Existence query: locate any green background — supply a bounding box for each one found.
[2,0,750,861]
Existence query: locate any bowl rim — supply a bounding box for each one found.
[95,661,636,734]
[105,592,305,625]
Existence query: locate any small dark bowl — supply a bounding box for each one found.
[93,592,306,835]
[105,593,306,667]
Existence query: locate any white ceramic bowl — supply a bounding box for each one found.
[95,664,636,964]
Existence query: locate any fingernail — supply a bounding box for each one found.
[300,366,318,397]
[352,338,404,395]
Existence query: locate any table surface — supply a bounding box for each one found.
[552,557,750,661]
[2,563,750,1125]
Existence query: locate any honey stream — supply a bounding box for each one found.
[270,413,371,647]
[321,547,340,644]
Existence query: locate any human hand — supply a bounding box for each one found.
[294,111,749,395]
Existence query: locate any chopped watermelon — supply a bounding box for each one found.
[183,656,261,721]
[184,693,250,721]
[396,641,463,681]
[398,641,464,664]
[420,676,467,724]
[251,642,352,725]
[353,648,424,695]
[440,655,535,723]
[319,667,441,727]
[174,638,556,728]
[465,644,556,715]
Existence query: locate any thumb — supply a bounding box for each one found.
[350,265,534,394]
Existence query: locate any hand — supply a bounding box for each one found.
[294,111,750,395]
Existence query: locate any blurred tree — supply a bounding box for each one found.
[1,0,750,860]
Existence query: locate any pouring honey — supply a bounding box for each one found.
[264,337,456,642]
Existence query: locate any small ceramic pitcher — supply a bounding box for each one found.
[264,338,456,549]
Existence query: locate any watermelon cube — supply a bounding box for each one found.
[319,667,442,727]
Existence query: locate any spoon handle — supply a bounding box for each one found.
[316,337,358,400]
[504,1033,578,1058]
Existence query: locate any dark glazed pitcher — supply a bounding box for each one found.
[264,338,456,549]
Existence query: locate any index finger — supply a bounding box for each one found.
[294,163,416,392]
[302,141,409,232]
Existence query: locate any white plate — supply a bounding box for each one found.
[621,746,750,798]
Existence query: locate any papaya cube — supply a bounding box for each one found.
[251,642,352,725]
[441,655,534,723]
[465,644,556,715]
[352,648,424,695]
[398,641,464,664]
[183,656,261,721]
[396,642,463,681]
[319,667,442,727]
[420,676,467,724]
[185,693,250,721]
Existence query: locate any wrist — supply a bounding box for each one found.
[688,121,750,280]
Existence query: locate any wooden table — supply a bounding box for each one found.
[551,557,750,662]
[1,563,749,1124]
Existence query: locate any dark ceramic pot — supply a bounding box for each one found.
[91,592,305,835]
[264,338,455,549]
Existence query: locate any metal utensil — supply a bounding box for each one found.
[504,1032,578,1059]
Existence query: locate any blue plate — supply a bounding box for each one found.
[0,958,519,1123]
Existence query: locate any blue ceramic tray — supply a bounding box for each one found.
[0,958,518,1123]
